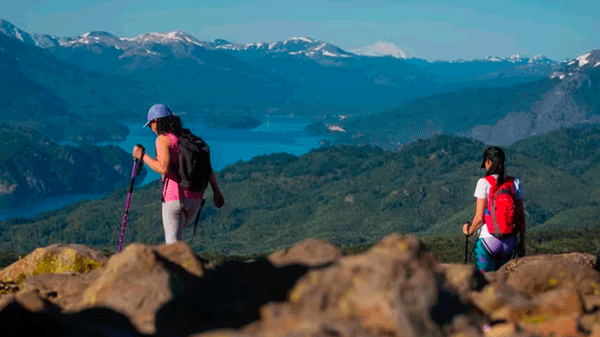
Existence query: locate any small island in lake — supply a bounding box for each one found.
[203,113,262,130]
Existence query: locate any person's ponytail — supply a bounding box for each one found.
[483,146,506,185]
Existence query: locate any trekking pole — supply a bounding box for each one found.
[464,221,471,264]
[118,145,145,253]
[191,199,206,242]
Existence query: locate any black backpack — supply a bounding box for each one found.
[177,129,212,192]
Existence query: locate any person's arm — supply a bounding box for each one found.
[209,172,225,208]
[463,198,486,236]
[133,135,170,176]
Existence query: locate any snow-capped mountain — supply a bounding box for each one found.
[211,36,354,58]
[0,19,36,45]
[550,49,600,80]
[350,41,418,59]
[477,54,554,64]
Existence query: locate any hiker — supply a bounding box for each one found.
[462,146,525,272]
[133,104,225,244]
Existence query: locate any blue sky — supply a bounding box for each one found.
[3,0,599,61]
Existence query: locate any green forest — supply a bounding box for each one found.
[1,125,600,266]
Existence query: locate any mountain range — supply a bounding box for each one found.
[315,49,600,148]
[0,19,565,115]
[1,18,599,148]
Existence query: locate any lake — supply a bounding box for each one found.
[0,115,327,221]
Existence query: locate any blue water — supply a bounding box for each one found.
[0,115,326,221]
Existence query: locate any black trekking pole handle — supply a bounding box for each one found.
[128,146,145,193]
[135,144,145,175]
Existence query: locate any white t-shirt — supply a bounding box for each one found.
[474,175,523,238]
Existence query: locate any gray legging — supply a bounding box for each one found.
[162,199,204,244]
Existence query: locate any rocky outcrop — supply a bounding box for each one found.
[1,235,600,337]
[267,238,341,267]
[0,244,107,283]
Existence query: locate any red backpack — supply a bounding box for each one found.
[484,176,517,238]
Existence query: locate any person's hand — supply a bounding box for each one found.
[463,222,472,236]
[133,145,145,160]
[213,190,225,208]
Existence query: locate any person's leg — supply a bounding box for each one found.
[474,238,498,272]
[162,201,182,244]
[176,199,203,241]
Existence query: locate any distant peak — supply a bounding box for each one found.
[286,36,316,43]
[351,40,418,59]
[212,39,231,46]
[83,31,117,38]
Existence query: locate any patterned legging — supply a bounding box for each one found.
[474,236,517,272]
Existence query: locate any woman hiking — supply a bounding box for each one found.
[463,146,525,272]
[133,104,225,244]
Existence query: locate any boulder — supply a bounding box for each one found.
[436,263,487,299]
[268,238,342,267]
[0,289,55,313]
[0,244,107,283]
[18,269,103,311]
[258,234,465,337]
[498,253,600,299]
[154,258,309,336]
[80,242,208,334]
[469,281,537,322]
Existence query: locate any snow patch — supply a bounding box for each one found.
[508,54,525,63]
[351,41,416,59]
[485,56,503,62]
[577,52,591,67]
[595,61,600,68]
[327,125,346,132]
[14,30,25,42]
[314,43,326,51]
[568,60,576,66]
[322,50,339,57]
[289,36,314,43]
[81,32,91,38]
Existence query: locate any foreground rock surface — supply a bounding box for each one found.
[0,244,107,283]
[0,236,599,337]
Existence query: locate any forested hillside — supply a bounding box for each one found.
[0,124,146,208]
[2,126,600,256]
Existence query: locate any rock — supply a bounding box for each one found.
[578,311,600,335]
[0,289,56,313]
[80,242,207,334]
[482,323,517,337]
[499,253,600,298]
[154,258,309,337]
[469,281,537,322]
[0,244,107,283]
[0,301,66,337]
[518,312,584,337]
[268,238,342,267]
[18,269,103,311]
[154,241,213,277]
[258,234,465,337]
[437,263,487,299]
[533,287,582,317]
[0,281,19,295]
